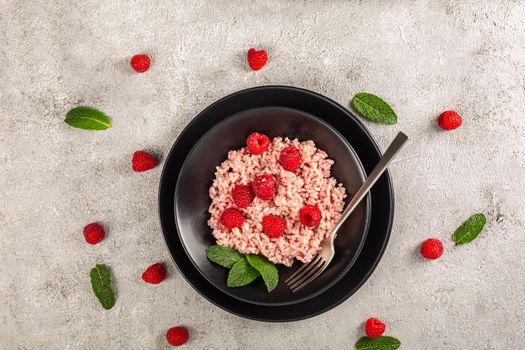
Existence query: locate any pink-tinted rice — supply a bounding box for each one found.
[207,137,347,266]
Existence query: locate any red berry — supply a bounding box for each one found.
[262,215,285,238]
[166,326,189,347]
[130,54,150,73]
[252,175,275,200]
[232,184,254,208]
[247,48,268,71]
[438,111,462,130]
[220,208,244,228]
[132,151,157,172]
[142,263,167,284]
[420,238,444,260]
[279,146,301,172]
[83,223,105,245]
[246,132,270,155]
[365,318,386,339]
[299,205,322,227]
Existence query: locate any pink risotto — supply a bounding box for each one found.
[207,136,347,266]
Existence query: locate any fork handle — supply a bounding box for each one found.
[330,132,408,240]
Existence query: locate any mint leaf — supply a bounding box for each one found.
[246,254,279,292]
[451,213,487,245]
[65,106,111,130]
[350,92,397,124]
[206,245,243,269]
[355,336,401,350]
[90,264,115,310]
[227,257,260,287]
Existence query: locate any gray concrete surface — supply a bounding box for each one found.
[1,0,524,349]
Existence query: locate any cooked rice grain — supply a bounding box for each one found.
[207,137,346,266]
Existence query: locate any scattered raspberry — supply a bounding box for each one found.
[132,151,157,172]
[166,326,189,347]
[232,184,254,208]
[420,238,444,260]
[247,48,268,71]
[130,54,151,73]
[252,175,275,200]
[142,263,167,284]
[83,223,105,245]
[279,146,301,172]
[438,111,462,130]
[246,132,270,155]
[262,215,286,238]
[299,205,322,227]
[220,208,244,228]
[365,318,386,339]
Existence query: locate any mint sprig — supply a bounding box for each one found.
[65,106,111,130]
[355,336,401,350]
[227,257,260,287]
[246,254,279,292]
[206,245,243,268]
[451,213,487,245]
[90,264,116,310]
[350,92,397,124]
[206,245,279,292]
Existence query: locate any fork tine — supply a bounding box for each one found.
[287,259,326,290]
[288,260,326,291]
[284,255,320,284]
[291,261,327,293]
[284,255,321,285]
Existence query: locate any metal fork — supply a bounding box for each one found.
[285,132,408,292]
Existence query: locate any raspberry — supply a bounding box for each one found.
[130,54,151,73]
[365,318,386,339]
[220,208,244,228]
[166,326,189,347]
[232,184,254,208]
[142,263,167,284]
[262,215,285,238]
[247,48,268,71]
[252,175,275,200]
[246,132,270,155]
[132,151,157,172]
[83,223,105,245]
[438,111,462,130]
[299,205,322,227]
[420,238,444,260]
[279,146,301,172]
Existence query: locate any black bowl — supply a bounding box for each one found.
[175,106,371,305]
[159,86,394,321]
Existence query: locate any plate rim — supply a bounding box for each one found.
[158,85,395,321]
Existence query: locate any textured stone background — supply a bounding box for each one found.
[1,0,524,349]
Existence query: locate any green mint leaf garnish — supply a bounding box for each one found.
[350,92,397,124]
[451,213,487,245]
[246,254,279,292]
[206,245,243,269]
[90,264,116,310]
[227,257,260,287]
[65,106,111,130]
[205,246,280,292]
[355,336,401,350]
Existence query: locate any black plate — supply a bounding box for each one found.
[175,106,371,305]
[159,86,394,321]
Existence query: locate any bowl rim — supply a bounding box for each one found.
[173,105,372,306]
[158,85,395,321]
